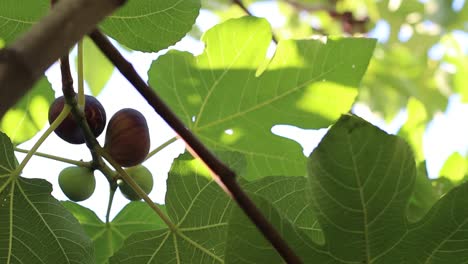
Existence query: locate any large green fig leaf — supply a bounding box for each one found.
[224,114,468,263]
[149,17,376,179]
[308,114,468,263]
[224,194,327,263]
[224,176,327,263]
[0,0,48,44]
[0,132,94,263]
[406,161,438,223]
[397,98,427,162]
[0,0,200,53]
[100,0,201,52]
[111,152,245,263]
[1,77,54,144]
[242,176,323,243]
[63,201,167,264]
[77,37,114,96]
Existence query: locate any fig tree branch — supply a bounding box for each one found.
[89,30,302,264]
[0,0,127,118]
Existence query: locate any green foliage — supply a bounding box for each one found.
[0,0,48,44]
[223,115,468,263]
[0,132,94,263]
[428,0,468,30]
[63,201,167,264]
[360,43,447,121]
[242,176,323,243]
[308,115,468,263]
[407,162,438,223]
[0,0,201,53]
[100,0,201,52]
[1,0,468,263]
[149,17,375,179]
[307,114,416,262]
[441,34,468,102]
[439,152,468,183]
[79,37,114,96]
[111,152,236,263]
[397,98,427,162]
[225,194,324,263]
[1,77,54,144]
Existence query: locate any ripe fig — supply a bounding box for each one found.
[48,95,106,144]
[119,165,153,201]
[58,166,96,202]
[104,108,150,167]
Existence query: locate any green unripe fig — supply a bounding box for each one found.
[119,165,153,201]
[58,166,96,202]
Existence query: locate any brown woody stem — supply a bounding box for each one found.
[89,30,302,264]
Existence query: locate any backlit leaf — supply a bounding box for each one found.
[149,17,376,179]
[1,77,54,144]
[63,201,167,264]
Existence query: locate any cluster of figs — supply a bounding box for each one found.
[48,95,153,202]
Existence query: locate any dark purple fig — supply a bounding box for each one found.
[104,108,150,167]
[48,95,106,144]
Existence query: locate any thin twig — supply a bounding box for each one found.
[13,105,71,176]
[77,40,85,106]
[98,147,177,230]
[14,147,92,167]
[89,30,302,264]
[145,136,178,161]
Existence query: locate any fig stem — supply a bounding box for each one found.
[60,53,101,164]
[99,162,119,187]
[145,136,178,161]
[89,30,302,264]
[13,105,71,176]
[14,147,92,168]
[105,184,117,224]
[58,45,173,228]
[98,147,177,230]
[77,39,85,107]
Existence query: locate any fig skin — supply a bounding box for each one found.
[48,95,106,144]
[119,165,154,201]
[104,108,150,167]
[58,166,96,202]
